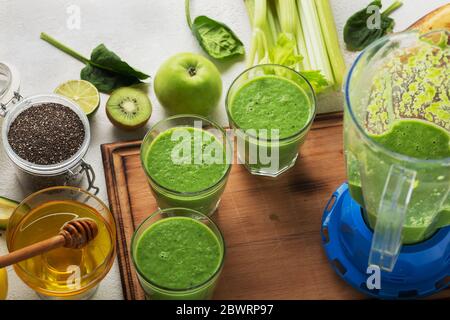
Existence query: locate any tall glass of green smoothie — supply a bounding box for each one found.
[141,115,232,216]
[344,30,450,272]
[226,64,316,177]
[131,208,225,300]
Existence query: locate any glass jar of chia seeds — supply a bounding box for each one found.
[0,62,98,194]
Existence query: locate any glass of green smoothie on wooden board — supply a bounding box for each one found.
[344,30,450,271]
[131,208,225,300]
[141,115,232,216]
[226,64,316,177]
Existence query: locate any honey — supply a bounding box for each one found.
[9,200,115,297]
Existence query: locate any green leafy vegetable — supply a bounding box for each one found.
[297,0,333,85]
[270,34,303,68]
[185,0,245,59]
[88,44,149,79]
[298,70,329,91]
[80,64,141,93]
[40,33,149,93]
[269,34,328,91]
[344,0,403,51]
[244,0,346,92]
[315,0,347,89]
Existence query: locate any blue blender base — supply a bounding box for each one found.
[321,183,450,299]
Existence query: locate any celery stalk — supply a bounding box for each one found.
[296,1,318,70]
[266,0,280,48]
[315,0,346,89]
[255,0,270,64]
[243,0,329,92]
[245,0,270,67]
[246,0,276,50]
[244,0,255,26]
[297,0,333,85]
[275,0,305,70]
[292,6,310,70]
[244,0,259,67]
[275,0,297,40]
[260,2,276,54]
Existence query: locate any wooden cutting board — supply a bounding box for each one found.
[101,114,449,300]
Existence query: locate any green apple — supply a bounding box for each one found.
[154,53,222,116]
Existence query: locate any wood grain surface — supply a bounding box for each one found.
[101,113,449,300]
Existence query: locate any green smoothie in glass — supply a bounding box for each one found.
[141,115,231,216]
[131,208,225,300]
[226,65,316,177]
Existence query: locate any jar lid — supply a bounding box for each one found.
[0,62,21,111]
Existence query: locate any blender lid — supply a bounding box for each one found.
[0,62,20,109]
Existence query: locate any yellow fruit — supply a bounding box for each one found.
[407,3,450,33]
[55,80,100,116]
[0,268,7,300]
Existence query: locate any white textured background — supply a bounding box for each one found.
[0,0,447,299]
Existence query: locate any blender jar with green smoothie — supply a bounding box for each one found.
[322,30,449,299]
[345,30,450,271]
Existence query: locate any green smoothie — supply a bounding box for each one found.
[349,119,450,243]
[142,127,230,215]
[370,120,450,160]
[135,217,222,293]
[228,74,314,175]
[230,75,312,139]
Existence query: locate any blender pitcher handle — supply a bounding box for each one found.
[368,165,416,272]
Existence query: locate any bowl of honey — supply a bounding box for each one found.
[5,186,116,299]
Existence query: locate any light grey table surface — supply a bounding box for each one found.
[0,0,447,300]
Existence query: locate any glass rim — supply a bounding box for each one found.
[345,30,450,166]
[130,207,226,293]
[6,186,117,295]
[225,64,317,142]
[1,94,91,175]
[140,114,232,196]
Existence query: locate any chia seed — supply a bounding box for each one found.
[7,103,85,165]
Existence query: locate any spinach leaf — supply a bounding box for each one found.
[80,64,141,93]
[40,33,149,93]
[89,44,149,80]
[191,16,245,59]
[344,1,403,51]
[185,0,245,60]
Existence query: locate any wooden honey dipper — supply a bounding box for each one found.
[0,218,98,268]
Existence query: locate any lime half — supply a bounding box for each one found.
[55,80,100,116]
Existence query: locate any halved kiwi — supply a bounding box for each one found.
[106,87,152,130]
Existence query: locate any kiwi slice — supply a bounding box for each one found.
[106,87,152,130]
